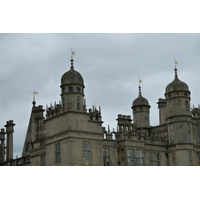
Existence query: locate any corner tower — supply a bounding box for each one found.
[165,66,193,165]
[60,57,85,112]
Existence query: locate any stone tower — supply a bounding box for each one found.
[165,67,193,165]
[131,85,150,128]
[60,57,86,113]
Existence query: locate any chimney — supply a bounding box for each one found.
[5,120,15,161]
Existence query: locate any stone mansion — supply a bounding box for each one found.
[1,57,200,166]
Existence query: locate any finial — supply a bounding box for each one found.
[108,124,110,133]
[138,78,142,96]
[174,58,178,77]
[31,91,38,106]
[70,48,75,69]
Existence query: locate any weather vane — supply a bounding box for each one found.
[139,77,142,86]
[174,58,178,69]
[71,48,75,58]
[31,91,38,102]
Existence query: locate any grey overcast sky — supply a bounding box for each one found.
[1,33,200,157]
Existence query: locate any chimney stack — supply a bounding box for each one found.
[5,120,15,161]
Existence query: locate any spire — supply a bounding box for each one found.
[138,78,142,96]
[139,85,142,96]
[70,57,74,69]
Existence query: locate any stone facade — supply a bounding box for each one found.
[1,58,200,166]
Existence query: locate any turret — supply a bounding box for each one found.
[131,85,150,128]
[60,57,85,112]
[165,63,193,166]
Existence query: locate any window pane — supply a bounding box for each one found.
[87,142,91,149]
[136,150,139,157]
[140,150,143,157]
[76,87,81,92]
[131,150,134,157]
[87,151,91,161]
[83,142,87,149]
[127,149,130,156]
[69,87,73,92]
[77,96,80,101]
[83,150,86,161]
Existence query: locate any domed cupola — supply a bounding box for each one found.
[61,58,84,87]
[165,68,189,94]
[132,86,150,107]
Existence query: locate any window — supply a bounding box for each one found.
[76,87,81,92]
[186,124,191,140]
[77,96,81,110]
[127,149,134,166]
[82,141,91,161]
[55,143,61,164]
[68,87,73,92]
[189,151,192,166]
[150,153,160,166]
[198,154,200,166]
[103,148,110,166]
[197,134,200,143]
[136,150,143,166]
[40,155,46,166]
[77,103,80,110]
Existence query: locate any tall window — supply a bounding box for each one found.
[82,141,91,161]
[76,87,81,93]
[103,148,110,166]
[77,96,80,110]
[186,124,191,140]
[127,149,134,166]
[136,150,143,166]
[189,151,192,166]
[150,153,160,166]
[55,143,61,164]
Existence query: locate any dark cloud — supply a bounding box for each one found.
[0,33,200,157]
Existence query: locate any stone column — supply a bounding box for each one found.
[5,120,15,161]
